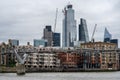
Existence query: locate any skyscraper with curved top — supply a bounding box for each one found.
[62,4,76,47]
[104,27,112,42]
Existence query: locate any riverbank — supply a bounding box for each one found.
[0,66,16,73]
[0,66,119,73]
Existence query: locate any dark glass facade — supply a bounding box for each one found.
[34,39,47,47]
[46,25,52,31]
[8,39,19,46]
[79,18,89,42]
[110,39,118,48]
[104,38,111,42]
[53,33,60,47]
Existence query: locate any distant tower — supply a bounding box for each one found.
[104,27,112,42]
[53,33,60,47]
[79,18,89,42]
[62,4,76,47]
[104,28,118,48]
[43,25,53,46]
[33,39,47,47]
[110,39,118,48]
[8,39,19,46]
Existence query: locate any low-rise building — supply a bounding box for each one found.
[117,49,120,69]
[81,42,119,70]
[78,49,101,69]
[25,50,60,71]
[100,50,119,70]
[58,51,80,68]
[0,42,16,67]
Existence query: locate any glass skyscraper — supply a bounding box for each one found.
[79,18,89,42]
[110,39,118,48]
[104,28,118,47]
[8,39,19,46]
[62,4,76,47]
[53,33,60,47]
[104,27,112,42]
[34,39,47,47]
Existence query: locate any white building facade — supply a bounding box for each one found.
[25,51,60,71]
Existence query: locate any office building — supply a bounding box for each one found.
[25,52,60,71]
[104,28,119,48]
[43,25,53,47]
[81,42,117,50]
[110,39,118,48]
[0,43,6,65]
[0,42,16,67]
[62,4,77,47]
[53,33,60,47]
[34,39,47,47]
[58,52,80,68]
[79,18,89,42]
[104,28,112,42]
[8,39,19,46]
[81,42,119,70]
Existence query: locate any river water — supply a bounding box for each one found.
[0,72,120,80]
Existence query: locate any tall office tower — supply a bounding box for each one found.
[8,39,19,46]
[62,4,77,47]
[53,33,60,47]
[104,28,112,42]
[43,25,53,46]
[79,18,89,42]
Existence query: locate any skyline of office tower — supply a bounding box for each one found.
[43,25,53,46]
[53,33,60,47]
[62,4,77,47]
[103,28,118,47]
[78,18,89,42]
[8,39,19,46]
[104,27,112,42]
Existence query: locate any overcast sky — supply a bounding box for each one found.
[0,0,120,47]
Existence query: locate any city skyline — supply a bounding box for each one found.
[0,0,120,47]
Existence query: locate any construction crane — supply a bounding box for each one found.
[54,8,58,32]
[52,8,58,47]
[91,24,97,42]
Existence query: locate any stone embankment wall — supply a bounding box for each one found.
[0,66,16,72]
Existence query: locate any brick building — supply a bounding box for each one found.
[58,51,80,68]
